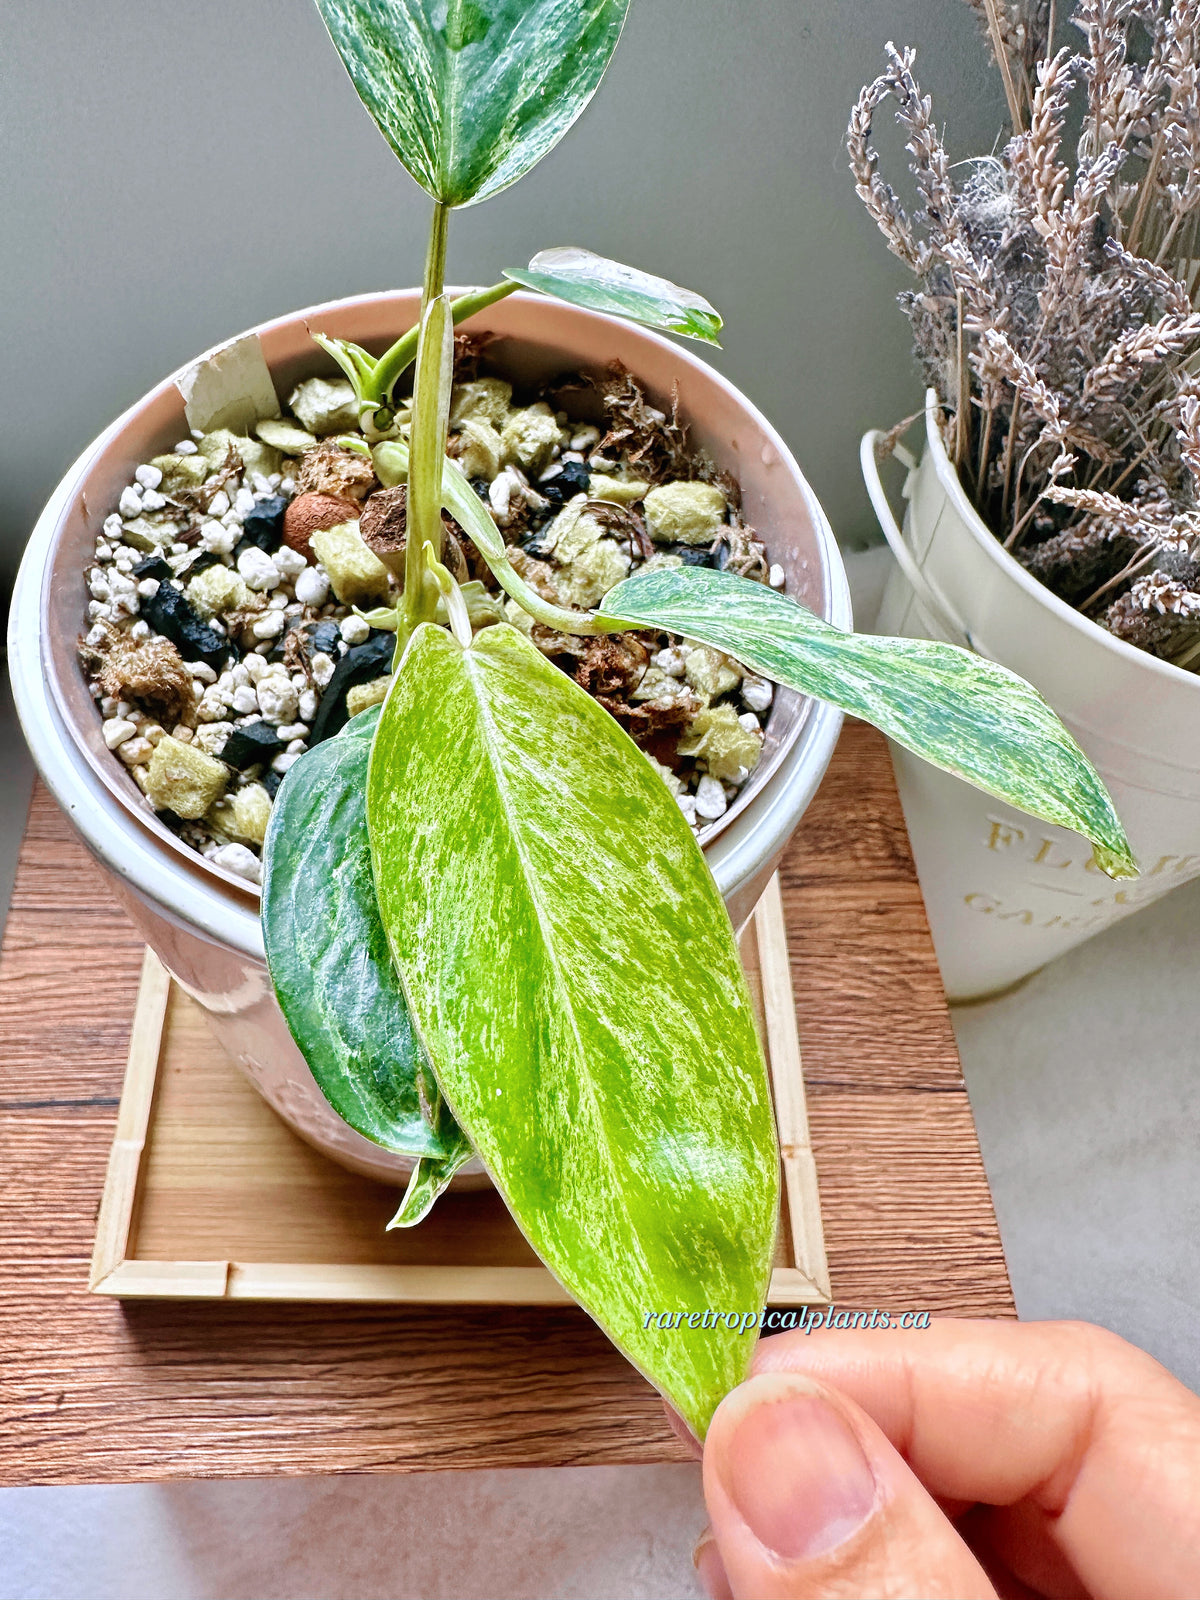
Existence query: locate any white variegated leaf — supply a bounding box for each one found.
[504,248,723,344]
[312,0,631,207]
[600,566,1137,878]
[366,621,779,1436]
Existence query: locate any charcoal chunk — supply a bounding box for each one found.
[310,619,341,655]
[132,554,173,582]
[263,769,284,798]
[221,720,283,769]
[140,582,232,671]
[675,545,717,567]
[173,550,222,580]
[237,495,288,553]
[308,631,395,746]
[541,459,591,507]
[519,529,554,559]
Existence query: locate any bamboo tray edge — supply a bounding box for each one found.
[90,876,832,1308]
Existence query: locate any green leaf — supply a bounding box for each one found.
[262,705,473,1167]
[312,0,631,208]
[367,623,779,1435]
[600,566,1137,878]
[504,248,723,344]
[389,1112,476,1227]
[311,331,379,393]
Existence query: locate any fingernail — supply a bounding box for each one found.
[719,1387,878,1561]
[693,1531,734,1600]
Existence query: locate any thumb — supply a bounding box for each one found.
[700,1371,997,1600]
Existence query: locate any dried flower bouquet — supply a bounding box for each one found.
[851,0,1200,669]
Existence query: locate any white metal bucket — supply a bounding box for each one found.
[862,391,1200,1002]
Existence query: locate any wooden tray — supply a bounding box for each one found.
[89,878,831,1308]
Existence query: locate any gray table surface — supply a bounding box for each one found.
[2,549,1196,1599]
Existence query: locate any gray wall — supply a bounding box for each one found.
[0,0,1006,602]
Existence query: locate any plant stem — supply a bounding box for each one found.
[483,553,632,637]
[423,201,450,308]
[371,281,520,405]
[397,199,457,654]
[402,291,455,646]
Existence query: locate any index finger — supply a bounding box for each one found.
[752,1318,1200,1600]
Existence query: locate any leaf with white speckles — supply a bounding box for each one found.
[600,566,1137,878]
[262,705,472,1173]
[367,622,778,1435]
[312,0,631,208]
[503,248,723,344]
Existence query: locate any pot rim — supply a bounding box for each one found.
[36,289,838,896]
[924,388,1200,691]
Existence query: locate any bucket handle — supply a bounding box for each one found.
[860,430,974,651]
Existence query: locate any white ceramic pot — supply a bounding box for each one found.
[863,390,1200,1003]
[11,290,849,1184]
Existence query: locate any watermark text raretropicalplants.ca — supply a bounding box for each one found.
[643,1307,932,1335]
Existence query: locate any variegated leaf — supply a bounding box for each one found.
[262,705,473,1170]
[504,248,723,344]
[600,566,1137,877]
[312,0,630,207]
[367,622,779,1436]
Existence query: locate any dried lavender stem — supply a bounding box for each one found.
[955,288,969,470]
[1009,432,1045,541]
[978,404,994,490]
[1101,440,1158,499]
[1005,489,1050,549]
[1127,131,1166,258]
[1170,632,1200,669]
[1001,394,1022,525]
[1155,208,1186,269]
[984,0,1025,130]
[1079,542,1160,611]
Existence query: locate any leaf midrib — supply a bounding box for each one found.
[439,0,469,198]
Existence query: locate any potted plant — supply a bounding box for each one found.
[12,0,1131,1439]
[855,3,1200,1000]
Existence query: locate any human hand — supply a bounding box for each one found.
[695,1318,1200,1599]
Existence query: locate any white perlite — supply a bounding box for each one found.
[257,675,300,725]
[741,676,773,713]
[694,775,729,820]
[237,547,280,592]
[294,567,329,607]
[211,842,262,883]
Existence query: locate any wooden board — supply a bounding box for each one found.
[0,721,1014,1484]
[88,879,830,1307]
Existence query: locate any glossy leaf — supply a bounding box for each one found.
[504,248,723,344]
[313,0,631,208]
[367,622,779,1435]
[262,705,473,1167]
[600,566,1137,878]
